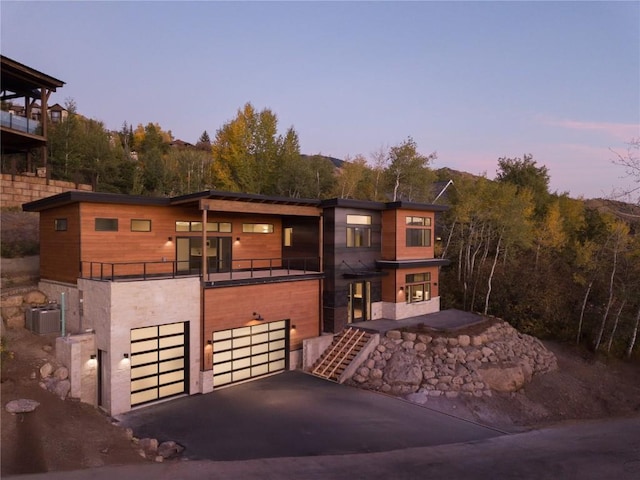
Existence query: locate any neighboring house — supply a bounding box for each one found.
[6,102,68,124]
[23,189,449,415]
[1,55,65,176]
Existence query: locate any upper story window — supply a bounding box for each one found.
[131,219,151,232]
[346,214,371,248]
[406,216,432,247]
[95,218,118,232]
[242,223,274,234]
[54,218,67,231]
[175,221,232,233]
[406,272,431,303]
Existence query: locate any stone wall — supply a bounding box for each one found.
[1,289,48,331]
[0,173,92,208]
[350,321,558,399]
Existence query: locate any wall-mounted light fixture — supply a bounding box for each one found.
[252,312,264,321]
[235,237,241,242]
[168,236,173,242]
[399,287,404,292]
[207,339,213,345]
[123,353,129,359]
[291,324,297,330]
[90,354,96,360]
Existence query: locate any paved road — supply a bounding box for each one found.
[116,371,504,461]
[14,416,640,480]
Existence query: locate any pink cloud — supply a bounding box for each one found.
[539,116,640,141]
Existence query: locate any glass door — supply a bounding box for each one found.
[176,237,232,275]
[348,281,371,323]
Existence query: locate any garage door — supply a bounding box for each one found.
[130,322,188,407]
[212,320,289,388]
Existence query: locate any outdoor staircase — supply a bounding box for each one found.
[311,327,374,383]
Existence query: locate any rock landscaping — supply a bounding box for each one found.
[350,320,558,401]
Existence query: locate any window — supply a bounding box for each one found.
[131,219,151,232]
[54,218,67,231]
[242,223,274,234]
[406,272,431,303]
[346,214,372,248]
[175,221,232,232]
[95,218,118,231]
[406,216,431,247]
[284,227,293,247]
[176,221,190,232]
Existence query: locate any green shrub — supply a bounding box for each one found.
[0,240,39,258]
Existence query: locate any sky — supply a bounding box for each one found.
[2,1,639,199]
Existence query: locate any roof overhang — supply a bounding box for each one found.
[376,258,451,269]
[1,55,65,99]
[22,191,169,212]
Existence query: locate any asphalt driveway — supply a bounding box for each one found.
[117,371,503,461]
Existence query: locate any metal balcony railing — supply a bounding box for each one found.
[80,257,321,282]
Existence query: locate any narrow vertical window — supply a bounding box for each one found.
[284,227,293,247]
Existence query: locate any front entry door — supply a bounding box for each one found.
[348,281,371,323]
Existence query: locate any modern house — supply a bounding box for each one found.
[23,189,449,415]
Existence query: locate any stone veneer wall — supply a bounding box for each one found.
[0,173,92,208]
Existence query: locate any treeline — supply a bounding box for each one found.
[438,159,639,360]
[44,100,640,359]
[45,101,437,201]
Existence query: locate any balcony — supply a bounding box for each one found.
[1,110,41,136]
[80,257,323,285]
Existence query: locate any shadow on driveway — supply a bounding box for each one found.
[117,371,503,461]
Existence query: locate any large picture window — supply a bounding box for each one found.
[405,272,431,303]
[346,214,371,248]
[406,216,431,247]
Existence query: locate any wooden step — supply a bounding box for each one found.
[312,327,372,382]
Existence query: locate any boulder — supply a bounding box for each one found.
[383,351,422,391]
[54,367,69,381]
[0,295,23,308]
[5,313,25,329]
[2,306,22,320]
[40,362,54,378]
[53,379,71,399]
[5,399,40,413]
[478,364,526,392]
[386,330,402,340]
[157,441,184,459]
[24,291,47,305]
[140,438,159,455]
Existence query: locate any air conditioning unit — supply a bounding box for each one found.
[24,306,43,331]
[33,306,61,335]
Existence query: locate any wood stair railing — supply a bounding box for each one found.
[312,327,372,382]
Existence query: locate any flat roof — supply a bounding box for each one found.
[24,189,450,213]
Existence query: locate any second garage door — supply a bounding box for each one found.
[212,320,289,388]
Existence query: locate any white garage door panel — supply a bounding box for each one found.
[130,321,188,407]
[212,320,288,388]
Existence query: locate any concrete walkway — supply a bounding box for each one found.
[353,308,487,333]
